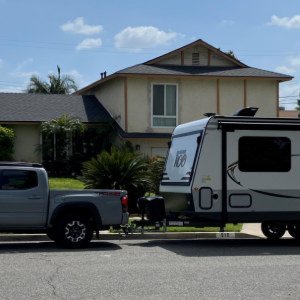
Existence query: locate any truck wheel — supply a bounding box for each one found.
[46,229,57,241]
[55,215,93,248]
[261,222,286,240]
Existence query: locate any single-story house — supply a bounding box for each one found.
[0,93,114,162]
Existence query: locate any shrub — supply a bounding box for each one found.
[81,146,151,212]
[0,126,15,161]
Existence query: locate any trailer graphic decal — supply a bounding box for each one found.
[227,161,300,199]
[174,150,187,168]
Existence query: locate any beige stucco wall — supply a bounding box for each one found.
[127,77,149,132]
[93,78,125,128]
[7,124,41,162]
[105,76,279,134]
[246,80,278,117]
[127,138,169,157]
[180,79,217,122]
[219,79,244,115]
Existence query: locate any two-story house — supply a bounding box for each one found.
[77,39,292,157]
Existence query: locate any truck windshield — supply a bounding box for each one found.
[161,130,202,185]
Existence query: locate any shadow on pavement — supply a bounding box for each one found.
[126,238,300,257]
[0,240,122,254]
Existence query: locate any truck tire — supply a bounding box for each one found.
[55,214,94,248]
[46,228,57,241]
[261,222,286,240]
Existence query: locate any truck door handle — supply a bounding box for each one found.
[28,196,41,200]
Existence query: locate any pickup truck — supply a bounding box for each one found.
[0,162,129,248]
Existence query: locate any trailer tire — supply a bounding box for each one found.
[55,214,94,248]
[261,222,286,240]
[287,224,297,238]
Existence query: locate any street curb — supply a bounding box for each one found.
[0,232,260,242]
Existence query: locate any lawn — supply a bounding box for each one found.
[49,177,85,189]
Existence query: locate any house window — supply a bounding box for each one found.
[152,84,177,127]
[238,136,291,172]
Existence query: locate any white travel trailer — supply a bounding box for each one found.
[159,108,300,239]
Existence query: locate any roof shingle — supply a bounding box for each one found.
[0,93,112,123]
[116,64,293,79]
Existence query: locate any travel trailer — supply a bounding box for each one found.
[159,108,300,239]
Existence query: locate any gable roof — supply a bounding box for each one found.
[77,39,293,94]
[144,39,247,67]
[0,93,113,123]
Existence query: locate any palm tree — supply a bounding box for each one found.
[27,65,78,94]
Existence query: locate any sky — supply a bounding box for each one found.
[0,0,300,109]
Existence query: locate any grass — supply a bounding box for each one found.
[166,224,242,232]
[49,177,85,189]
[115,220,242,233]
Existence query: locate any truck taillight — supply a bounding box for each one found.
[121,195,128,212]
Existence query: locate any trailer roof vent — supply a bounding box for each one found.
[233,107,258,117]
[204,112,216,117]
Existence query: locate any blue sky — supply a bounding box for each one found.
[0,0,300,108]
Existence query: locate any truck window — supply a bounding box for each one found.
[239,136,291,172]
[161,130,202,185]
[0,170,38,190]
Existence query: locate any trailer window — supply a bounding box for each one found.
[161,130,202,185]
[239,136,291,172]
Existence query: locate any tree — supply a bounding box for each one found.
[41,114,85,160]
[0,126,15,160]
[27,65,78,94]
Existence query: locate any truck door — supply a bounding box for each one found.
[0,169,46,227]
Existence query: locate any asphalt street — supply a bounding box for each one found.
[0,238,299,300]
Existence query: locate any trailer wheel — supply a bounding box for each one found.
[287,224,297,238]
[261,222,286,240]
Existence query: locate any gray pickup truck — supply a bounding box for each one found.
[0,162,129,248]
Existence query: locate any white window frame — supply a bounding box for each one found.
[151,83,178,128]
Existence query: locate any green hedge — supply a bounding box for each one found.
[0,126,15,160]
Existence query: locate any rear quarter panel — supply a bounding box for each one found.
[49,189,128,225]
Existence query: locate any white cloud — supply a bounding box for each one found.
[76,38,102,50]
[114,26,180,52]
[0,86,24,93]
[0,58,3,68]
[61,17,103,35]
[10,58,38,80]
[268,15,300,29]
[289,55,300,67]
[274,66,295,74]
[220,20,235,26]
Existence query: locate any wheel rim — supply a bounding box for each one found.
[65,220,87,243]
[268,224,281,235]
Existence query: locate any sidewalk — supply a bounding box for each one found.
[241,223,292,239]
[0,224,263,242]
